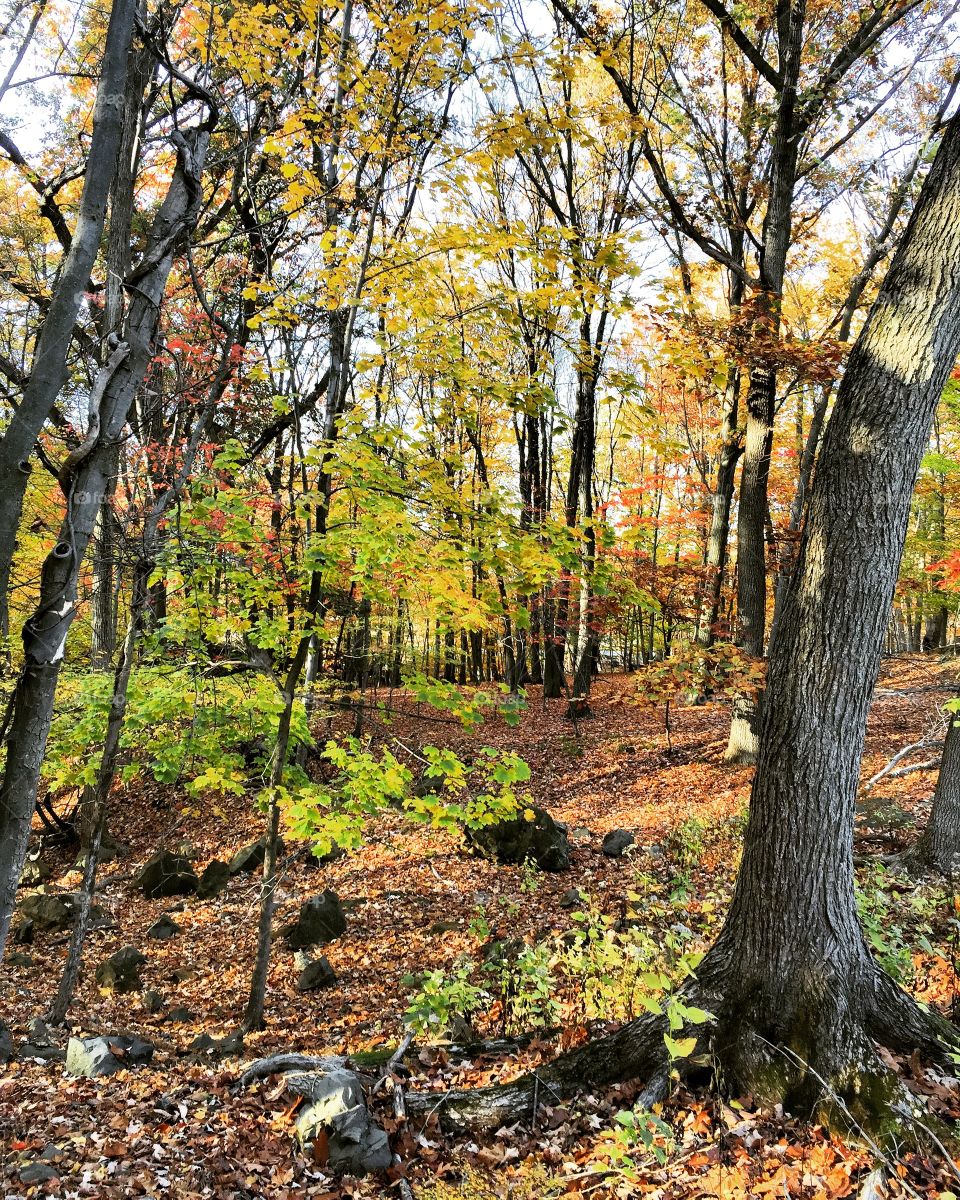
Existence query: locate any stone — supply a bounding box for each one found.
[560,887,585,909]
[228,837,281,875]
[601,829,636,859]
[95,945,146,993]
[18,1043,66,1063]
[27,1018,54,1046]
[65,1034,154,1077]
[0,1022,12,1063]
[136,850,198,899]
[466,805,570,872]
[294,1068,364,1130]
[18,892,72,931]
[281,891,347,949]
[197,859,231,899]
[11,919,33,944]
[19,1162,59,1185]
[296,956,338,992]
[147,914,181,940]
[19,856,51,888]
[188,1030,245,1058]
[328,1113,392,1176]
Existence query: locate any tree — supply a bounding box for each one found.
[0,95,214,957]
[908,698,960,874]
[0,0,137,642]
[409,105,960,1131]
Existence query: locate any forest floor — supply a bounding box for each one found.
[3,654,960,1198]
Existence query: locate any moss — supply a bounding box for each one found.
[347,1044,398,1067]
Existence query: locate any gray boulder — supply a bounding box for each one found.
[147,914,181,940]
[95,945,146,993]
[197,859,231,899]
[136,850,198,899]
[466,805,570,872]
[602,829,636,858]
[229,837,282,875]
[296,956,337,992]
[293,1068,391,1176]
[282,891,347,950]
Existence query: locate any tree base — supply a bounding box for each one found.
[406,961,960,1143]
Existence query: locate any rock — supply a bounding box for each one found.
[39,1143,64,1162]
[327,1111,392,1176]
[0,1022,12,1063]
[147,914,181,940]
[19,1162,59,1185]
[601,829,636,858]
[136,849,198,899]
[229,837,281,875]
[466,805,570,872]
[27,1018,54,1046]
[294,1068,364,1131]
[95,945,146,993]
[65,1034,154,1077]
[296,956,338,992]
[560,887,585,909]
[142,989,165,1014]
[197,859,231,899]
[483,936,525,969]
[189,1030,244,1058]
[19,855,51,888]
[293,1067,391,1175]
[18,892,72,931]
[281,891,347,949]
[18,1043,66,1063]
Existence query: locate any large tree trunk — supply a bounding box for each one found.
[409,108,960,1133]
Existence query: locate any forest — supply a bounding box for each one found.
[4,0,960,1195]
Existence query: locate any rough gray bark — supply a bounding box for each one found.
[910,702,960,873]
[0,123,210,959]
[409,109,960,1131]
[0,0,137,631]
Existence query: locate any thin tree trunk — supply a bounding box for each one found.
[0,120,211,958]
[0,0,137,632]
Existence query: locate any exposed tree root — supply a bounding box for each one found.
[405,964,960,1148]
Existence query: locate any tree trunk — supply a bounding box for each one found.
[408,108,960,1133]
[0,0,137,633]
[724,1,804,764]
[910,701,960,873]
[0,122,210,958]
